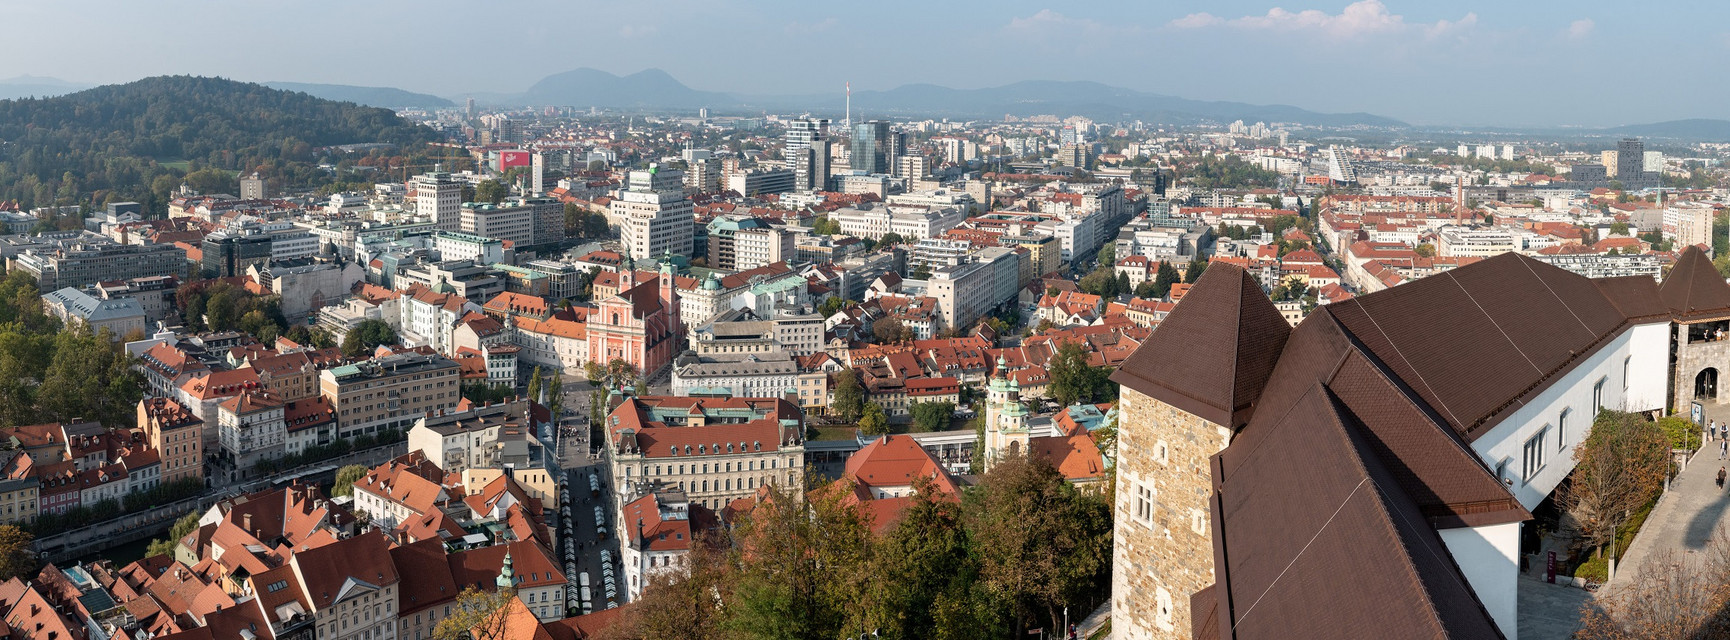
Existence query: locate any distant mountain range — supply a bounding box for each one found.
[1604,119,1730,141]
[0,76,89,100]
[265,82,453,109]
[478,67,1406,128]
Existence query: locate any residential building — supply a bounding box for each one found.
[138,397,204,484]
[291,531,400,640]
[216,390,287,482]
[619,489,713,601]
[406,399,541,477]
[320,352,462,440]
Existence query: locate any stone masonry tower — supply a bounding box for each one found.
[1107,264,1291,639]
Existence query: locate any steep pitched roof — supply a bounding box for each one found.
[1110,263,1291,427]
[1204,384,1506,639]
[1324,252,1630,441]
[1659,244,1730,322]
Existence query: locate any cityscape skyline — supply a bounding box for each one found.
[0,0,1723,127]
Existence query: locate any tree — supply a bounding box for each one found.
[599,534,734,640]
[475,179,507,205]
[879,232,906,247]
[547,373,563,417]
[859,403,890,436]
[1047,341,1115,408]
[908,401,955,433]
[872,317,905,344]
[1575,541,1730,639]
[1413,243,1437,258]
[331,464,369,497]
[1184,258,1208,283]
[1094,243,1116,268]
[1564,410,1670,563]
[0,526,35,581]
[145,510,203,558]
[818,296,849,318]
[1078,268,1116,297]
[527,367,543,403]
[1149,261,1181,299]
[433,586,517,640]
[1133,280,1157,299]
[856,477,999,638]
[726,484,874,640]
[341,319,397,357]
[1115,271,1131,297]
[1611,221,1630,236]
[832,370,865,422]
[584,361,606,386]
[965,452,1112,635]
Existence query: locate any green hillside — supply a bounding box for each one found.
[0,75,447,214]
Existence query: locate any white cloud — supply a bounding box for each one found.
[1567,18,1594,40]
[1168,1,1474,40]
[1001,9,1144,53]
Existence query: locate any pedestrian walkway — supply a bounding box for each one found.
[1517,576,1596,640]
[1612,431,1730,589]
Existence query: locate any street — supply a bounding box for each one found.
[551,391,624,615]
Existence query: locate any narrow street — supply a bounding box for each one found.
[551,392,623,615]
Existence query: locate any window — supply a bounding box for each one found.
[1133,483,1155,525]
[1558,409,1570,452]
[1593,377,1607,415]
[1522,430,1547,482]
[1623,356,1632,392]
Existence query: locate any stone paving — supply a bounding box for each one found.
[1614,421,1730,589]
[1517,576,1597,640]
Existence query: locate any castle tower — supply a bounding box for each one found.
[1107,263,1292,639]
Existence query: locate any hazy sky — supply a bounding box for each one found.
[0,0,1721,127]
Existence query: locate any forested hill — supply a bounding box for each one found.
[0,75,445,214]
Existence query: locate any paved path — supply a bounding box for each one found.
[1517,576,1596,640]
[1612,439,1730,588]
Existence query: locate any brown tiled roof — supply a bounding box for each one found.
[391,538,459,616]
[1110,263,1291,428]
[290,531,397,609]
[1659,244,1730,322]
[1325,252,1628,441]
[1593,275,1669,322]
[1204,383,1505,639]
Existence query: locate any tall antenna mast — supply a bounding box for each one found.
[845,81,851,131]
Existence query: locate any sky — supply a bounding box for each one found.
[0,0,1722,127]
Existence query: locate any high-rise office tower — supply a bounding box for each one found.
[612,167,694,261]
[1616,138,1652,188]
[784,118,831,192]
[239,173,265,200]
[413,172,465,231]
[852,121,891,175]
